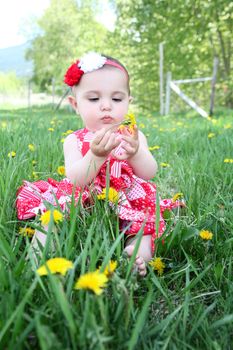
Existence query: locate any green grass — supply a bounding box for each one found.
[0,105,233,349]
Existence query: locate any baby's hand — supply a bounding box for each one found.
[114,126,139,160]
[91,128,121,158]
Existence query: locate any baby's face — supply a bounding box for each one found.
[73,66,131,131]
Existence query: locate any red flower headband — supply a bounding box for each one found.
[64,52,127,87]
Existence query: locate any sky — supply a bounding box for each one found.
[0,0,116,49]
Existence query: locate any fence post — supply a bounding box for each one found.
[165,72,171,115]
[52,77,55,107]
[28,79,31,110]
[209,57,218,116]
[159,43,164,116]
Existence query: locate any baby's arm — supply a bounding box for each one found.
[64,128,120,187]
[115,127,158,180]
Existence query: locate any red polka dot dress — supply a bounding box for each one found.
[16,128,182,253]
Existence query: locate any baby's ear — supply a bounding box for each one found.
[68,95,78,111]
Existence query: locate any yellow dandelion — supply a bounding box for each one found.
[149,145,160,151]
[97,187,119,203]
[149,257,165,275]
[32,160,37,166]
[40,209,63,226]
[1,122,7,129]
[62,129,74,136]
[48,127,54,132]
[224,158,233,163]
[28,144,35,152]
[172,192,184,202]
[37,257,73,276]
[211,118,217,124]
[19,227,35,237]
[32,171,38,180]
[208,133,215,138]
[139,123,145,129]
[160,162,170,168]
[8,151,16,158]
[224,123,232,129]
[60,138,65,143]
[199,230,213,240]
[74,271,108,295]
[119,112,137,133]
[176,122,184,126]
[50,120,56,125]
[57,166,65,176]
[98,260,117,277]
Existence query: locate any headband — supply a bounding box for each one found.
[64,52,128,87]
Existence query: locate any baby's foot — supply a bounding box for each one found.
[124,245,147,277]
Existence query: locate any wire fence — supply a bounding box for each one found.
[0,80,70,110]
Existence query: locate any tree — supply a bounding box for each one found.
[27,0,108,90]
[110,0,233,112]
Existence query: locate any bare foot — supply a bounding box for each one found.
[124,245,147,277]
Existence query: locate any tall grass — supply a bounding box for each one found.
[0,105,233,349]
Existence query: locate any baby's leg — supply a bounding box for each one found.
[124,235,152,277]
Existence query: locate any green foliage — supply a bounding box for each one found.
[0,106,233,348]
[27,0,108,90]
[0,72,25,95]
[110,0,233,111]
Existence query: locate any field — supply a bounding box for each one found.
[0,105,233,349]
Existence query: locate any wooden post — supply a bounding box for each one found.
[52,77,55,106]
[209,57,218,116]
[159,43,164,115]
[170,81,208,118]
[28,80,31,110]
[165,72,171,115]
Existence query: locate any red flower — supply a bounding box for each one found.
[64,60,84,86]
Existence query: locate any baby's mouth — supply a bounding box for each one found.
[101,116,114,123]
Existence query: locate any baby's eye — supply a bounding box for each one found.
[88,98,99,102]
[112,98,122,102]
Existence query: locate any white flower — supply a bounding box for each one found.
[78,52,107,73]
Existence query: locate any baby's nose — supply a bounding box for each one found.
[100,99,112,111]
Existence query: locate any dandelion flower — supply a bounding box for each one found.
[57,166,65,176]
[172,192,184,202]
[19,227,35,237]
[160,162,170,168]
[149,145,160,151]
[60,138,65,143]
[32,171,38,180]
[32,160,37,166]
[37,257,73,276]
[199,230,213,240]
[119,113,137,133]
[224,158,233,163]
[62,129,74,136]
[48,127,54,132]
[28,144,35,151]
[139,123,145,129]
[208,133,215,138]
[224,123,232,129]
[149,257,165,275]
[1,121,7,129]
[74,271,108,295]
[40,209,63,226]
[98,260,117,277]
[97,187,119,203]
[8,151,16,158]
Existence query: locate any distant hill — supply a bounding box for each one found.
[0,42,33,77]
